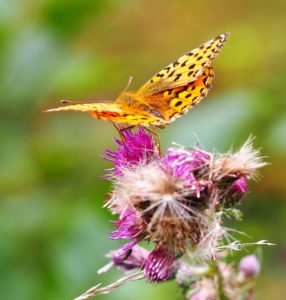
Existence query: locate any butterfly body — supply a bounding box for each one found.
[46,33,229,128]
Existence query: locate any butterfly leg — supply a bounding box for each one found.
[145,125,162,155]
[112,123,127,140]
[112,123,134,141]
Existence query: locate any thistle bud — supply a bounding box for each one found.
[220,177,248,207]
[239,254,261,278]
[144,246,174,282]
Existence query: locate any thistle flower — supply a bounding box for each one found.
[163,147,211,184]
[75,127,270,300]
[103,245,149,272]
[110,209,143,240]
[102,128,266,283]
[109,209,144,261]
[104,127,159,177]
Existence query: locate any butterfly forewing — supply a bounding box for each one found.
[138,32,229,96]
[45,103,122,114]
[45,102,165,126]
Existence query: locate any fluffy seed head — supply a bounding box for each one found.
[213,137,267,181]
[109,161,209,253]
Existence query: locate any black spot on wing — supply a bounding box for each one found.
[175,100,183,107]
[168,70,176,77]
[174,73,182,81]
[181,104,190,111]
[165,66,171,73]
[181,60,187,67]
[173,60,180,67]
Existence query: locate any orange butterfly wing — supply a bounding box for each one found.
[46,33,229,127]
[142,67,215,125]
[45,102,164,126]
[138,33,229,96]
[134,33,229,126]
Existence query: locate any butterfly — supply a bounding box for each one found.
[46,33,229,129]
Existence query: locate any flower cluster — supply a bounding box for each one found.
[73,127,272,300]
[177,253,261,300]
[101,128,266,284]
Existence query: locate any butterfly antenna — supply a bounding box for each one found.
[61,99,92,104]
[61,100,75,104]
[122,76,133,93]
[60,99,113,104]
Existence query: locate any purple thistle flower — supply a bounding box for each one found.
[109,209,144,263]
[100,129,267,290]
[110,209,143,240]
[107,245,149,272]
[104,127,159,177]
[144,246,174,282]
[163,148,211,184]
[239,254,260,278]
[112,239,142,262]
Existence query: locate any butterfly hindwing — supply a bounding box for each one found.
[143,67,215,124]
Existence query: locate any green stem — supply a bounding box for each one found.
[212,261,229,300]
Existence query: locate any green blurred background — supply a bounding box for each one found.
[0,0,285,299]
